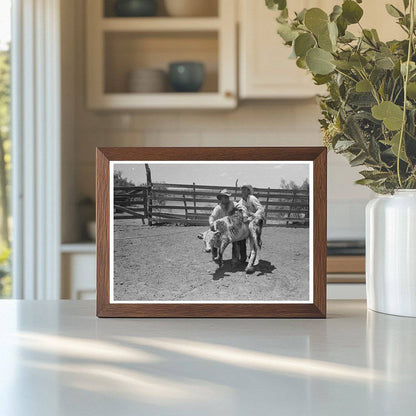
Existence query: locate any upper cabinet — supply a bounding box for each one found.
[86,0,406,109]
[86,0,237,109]
[239,0,322,99]
[238,0,403,100]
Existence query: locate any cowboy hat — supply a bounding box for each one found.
[241,184,254,194]
[216,189,232,200]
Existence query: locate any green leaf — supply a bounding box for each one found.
[334,139,355,152]
[328,21,338,45]
[344,114,367,147]
[369,136,381,162]
[363,29,375,44]
[401,61,416,76]
[342,0,363,24]
[306,48,335,75]
[356,79,372,92]
[304,8,329,35]
[289,44,297,59]
[375,56,395,70]
[333,59,353,70]
[382,132,409,162]
[349,92,376,107]
[296,57,307,69]
[359,170,391,180]
[350,53,368,69]
[403,0,410,9]
[385,4,403,18]
[372,101,404,130]
[266,0,287,11]
[313,74,332,85]
[295,8,307,22]
[318,22,338,52]
[355,178,377,185]
[318,32,333,52]
[407,82,416,99]
[330,5,343,22]
[336,15,348,36]
[277,23,299,42]
[294,33,315,57]
[371,29,380,42]
[339,31,356,42]
[350,152,368,167]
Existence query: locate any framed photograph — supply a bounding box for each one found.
[96,147,327,318]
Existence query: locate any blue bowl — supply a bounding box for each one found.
[169,62,205,93]
[114,0,158,17]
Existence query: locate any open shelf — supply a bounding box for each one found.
[86,0,236,109]
[90,92,235,109]
[104,31,219,94]
[103,0,219,18]
[101,17,221,32]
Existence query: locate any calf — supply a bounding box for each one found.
[197,208,262,273]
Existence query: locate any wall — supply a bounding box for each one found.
[61,0,374,243]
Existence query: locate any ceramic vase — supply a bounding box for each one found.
[366,190,416,317]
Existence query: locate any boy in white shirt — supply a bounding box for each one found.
[235,184,264,263]
[208,189,236,259]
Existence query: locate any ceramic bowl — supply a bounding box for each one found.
[114,0,158,17]
[127,68,167,93]
[168,62,205,93]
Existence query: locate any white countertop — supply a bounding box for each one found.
[0,300,415,416]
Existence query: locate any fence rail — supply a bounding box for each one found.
[113,183,309,226]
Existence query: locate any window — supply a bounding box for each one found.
[0,0,11,298]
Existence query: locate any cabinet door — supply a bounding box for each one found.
[239,0,405,99]
[360,0,404,41]
[239,0,320,99]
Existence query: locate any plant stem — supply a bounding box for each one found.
[334,68,357,83]
[358,69,380,104]
[397,0,415,188]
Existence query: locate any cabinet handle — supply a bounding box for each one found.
[225,91,234,98]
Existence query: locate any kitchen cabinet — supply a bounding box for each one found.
[61,244,96,300]
[238,0,404,99]
[86,0,237,109]
[239,0,324,99]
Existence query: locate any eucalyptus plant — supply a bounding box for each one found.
[266,0,416,193]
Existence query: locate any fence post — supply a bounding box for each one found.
[183,194,188,221]
[142,189,148,225]
[234,179,238,201]
[265,187,270,221]
[286,189,297,225]
[145,164,153,226]
[193,182,197,219]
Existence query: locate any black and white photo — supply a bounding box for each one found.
[109,161,313,304]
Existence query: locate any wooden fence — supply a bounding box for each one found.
[114,183,309,226]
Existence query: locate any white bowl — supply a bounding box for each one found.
[164,0,217,17]
[127,68,167,93]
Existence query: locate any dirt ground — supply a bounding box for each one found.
[113,219,310,302]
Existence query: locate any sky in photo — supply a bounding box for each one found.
[114,162,310,189]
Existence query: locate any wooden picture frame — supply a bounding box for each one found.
[96,147,327,318]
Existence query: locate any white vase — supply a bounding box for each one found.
[366,190,416,317]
